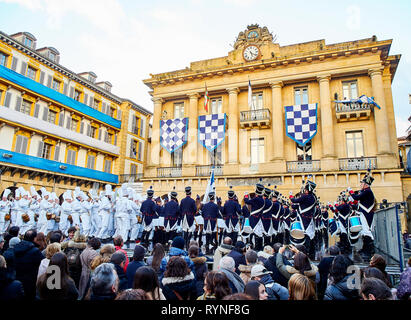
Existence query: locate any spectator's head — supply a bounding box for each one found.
[189,240,199,248]
[151,243,165,272]
[91,244,115,270]
[361,278,392,300]
[362,267,386,281]
[49,252,69,278]
[67,227,77,240]
[115,289,150,300]
[288,273,316,300]
[245,250,258,265]
[8,226,19,238]
[295,244,308,255]
[132,245,146,262]
[45,242,61,259]
[222,293,253,300]
[49,232,62,244]
[244,280,268,300]
[163,256,191,279]
[188,245,199,259]
[133,266,161,299]
[90,263,119,298]
[0,255,6,269]
[24,229,37,243]
[110,251,127,269]
[203,271,231,300]
[234,241,246,254]
[88,237,101,250]
[8,237,20,249]
[113,236,124,247]
[250,264,272,281]
[263,245,274,256]
[369,254,387,273]
[223,237,233,246]
[328,245,341,256]
[273,243,282,253]
[34,232,47,250]
[0,236,4,250]
[329,255,351,284]
[293,252,312,274]
[171,236,185,250]
[219,256,235,272]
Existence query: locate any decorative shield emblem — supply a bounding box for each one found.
[198,113,226,152]
[285,103,317,146]
[160,118,188,153]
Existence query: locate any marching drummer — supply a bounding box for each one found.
[140,186,160,248]
[202,191,220,255]
[270,188,282,246]
[164,188,181,246]
[222,187,242,246]
[180,186,197,250]
[244,182,265,251]
[334,194,351,254]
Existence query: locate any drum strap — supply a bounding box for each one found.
[300,202,315,214]
[250,204,264,216]
[358,202,374,214]
[263,202,273,214]
[272,205,281,219]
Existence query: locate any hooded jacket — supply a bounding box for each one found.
[0,268,24,300]
[160,247,194,276]
[324,275,360,300]
[258,274,289,300]
[14,240,44,300]
[276,252,319,283]
[161,272,198,300]
[191,256,208,296]
[264,253,293,288]
[220,267,245,294]
[238,264,255,285]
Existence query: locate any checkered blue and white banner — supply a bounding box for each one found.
[160,118,188,153]
[285,103,318,146]
[198,113,226,152]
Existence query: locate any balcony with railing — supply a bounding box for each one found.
[287,160,321,173]
[339,157,377,171]
[195,165,223,177]
[335,102,372,122]
[240,108,271,129]
[157,166,182,178]
[119,173,143,183]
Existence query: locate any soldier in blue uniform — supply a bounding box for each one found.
[261,186,273,247]
[202,191,221,254]
[244,182,265,251]
[193,195,204,247]
[282,201,291,245]
[180,186,197,250]
[140,186,161,248]
[270,189,282,245]
[320,204,329,249]
[153,196,166,246]
[334,195,352,255]
[222,187,242,246]
[164,189,181,245]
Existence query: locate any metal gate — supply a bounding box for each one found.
[372,205,405,271]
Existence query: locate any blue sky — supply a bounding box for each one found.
[0,0,410,136]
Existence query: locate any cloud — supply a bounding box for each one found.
[395,115,410,137]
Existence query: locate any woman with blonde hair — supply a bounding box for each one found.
[90,244,115,271]
[288,273,317,300]
[37,242,61,279]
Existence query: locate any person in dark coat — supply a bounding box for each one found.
[160,236,194,276]
[13,229,44,300]
[227,241,247,275]
[2,237,20,277]
[126,245,147,288]
[263,243,292,288]
[0,255,24,300]
[161,256,197,300]
[1,226,19,253]
[188,245,207,297]
[317,245,340,300]
[110,251,128,291]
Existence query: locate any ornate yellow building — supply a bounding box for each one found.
[143,24,403,209]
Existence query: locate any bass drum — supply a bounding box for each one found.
[290,221,305,240]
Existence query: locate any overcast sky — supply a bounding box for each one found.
[0,0,410,136]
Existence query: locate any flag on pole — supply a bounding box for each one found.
[202,168,215,204]
[248,79,254,110]
[204,83,210,112]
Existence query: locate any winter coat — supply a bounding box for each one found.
[212,244,233,271]
[191,256,208,296]
[63,240,87,288]
[197,293,217,300]
[160,247,194,276]
[115,246,129,273]
[257,251,272,264]
[78,246,99,300]
[14,240,44,300]
[2,247,16,276]
[113,263,128,291]
[275,252,319,283]
[317,256,335,300]
[238,264,255,285]
[0,268,24,300]
[36,276,79,300]
[89,292,117,301]
[323,275,360,300]
[227,250,246,274]
[220,267,245,294]
[264,253,292,288]
[396,266,411,300]
[258,274,289,300]
[161,272,198,300]
[126,260,147,288]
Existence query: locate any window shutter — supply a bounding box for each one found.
[130,164,136,175]
[131,116,136,134]
[117,109,122,121]
[98,128,102,140]
[11,57,18,71]
[15,96,22,112]
[54,145,60,161]
[84,93,88,106]
[15,135,22,153]
[21,136,28,154]
[47,75,52,88]
[39,71,45,85]
[114,133,117,145]
[4,92,11,107]
[86,124,91,137]
[88,95,94,107]
[138,141,142,161]
[140,118,145,137]
[63,83,68,95]
[20,62,27,75]
[129,140,134,158]
[69,87,74,99]
[42,106,49,121]
[37,141,44,157]
[66,115,71,129]
[80,121,84,134]
[33,103,40,118]
[102,102,106,114]
[58,112,65,126]
[104,131,109,143]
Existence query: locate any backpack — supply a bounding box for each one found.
[66,247,81,267]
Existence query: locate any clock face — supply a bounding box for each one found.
[243,45,259,61]
[247,31,259,39]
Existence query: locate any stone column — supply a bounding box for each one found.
[151,97,163,166]
[318,75,337,171]
[227,87,239,164]
[185,93,199,165]
[270,81,284,160]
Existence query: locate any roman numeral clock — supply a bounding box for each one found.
[243,45,260,61]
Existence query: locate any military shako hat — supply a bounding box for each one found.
[361,169,374,186]
[264,185,272,198]
[255,178,265,196]
[228,186,235,199]
[209,191,215,201]
[185,186,192,195]
[305,180,316,193]
[147,186,154,198]
[170,186,178,200]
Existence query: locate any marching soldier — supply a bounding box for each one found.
[222,187,242,246]
[180,186,197,250]
[334,195,351,255]
[202,191,221,255]
[193,195,204,248]
[140,186,160,248]
[261,186,274,247]
[270,189,282,245]
[282,200,291,245]
[320,204,329,249]
[164,188,181,245]
[244,182,265,251]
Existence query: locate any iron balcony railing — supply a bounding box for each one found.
[335,102,372,113]
[286,160,321,173]
[195,165,223,177]
[119,173,143,183]
[240,108,271,122]
[157,166,182,178]
[339,157,377,171]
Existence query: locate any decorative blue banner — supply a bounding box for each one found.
[160,118,188,153]
[285,103,318,146]
[198,113,226,152]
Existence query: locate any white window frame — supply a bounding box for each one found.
[250,138,265,164]
[211,97,222,114]
[294,87,308,105]
[342,80,358,100]
[174,102,184,118]
[345,131,364,158]
[297,141,312,161]
[251,92,263,110]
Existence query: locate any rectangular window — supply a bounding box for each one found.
[133,116,140,135]
[342,81,358,100]
[21,99,32,115]
[109,107,115,118]
[294,87,308,105]
[130,140,137,159]
[211,98,222,114]
[88,126,96,138]
[74,89,81,102]
[26,66,37,81]
[66,149,77,165]
[14,135,28,154]
[250,138,264,164]
[346,131,364,158]
[103,159,112,173]
[172,148,183,167]
[47,110,57,124]
[209,143,223,165]
[70,119,78,131]
[24,37,33,48]
[105,132,113,144]
[52,78,61,91]
[130,163,137,175]
[86,154,95,169]
[49,52,56,62]
[93,99,100,110]
[174,102,184,118]
[41,143,52,160]
[0,52,8,67]
[252,93,263,110]
[297,141,312,161]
